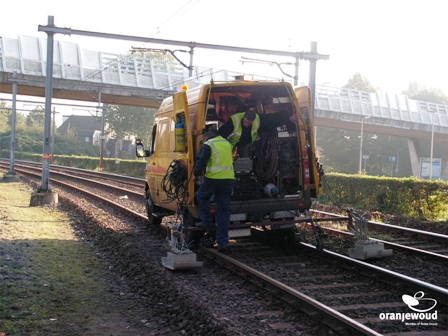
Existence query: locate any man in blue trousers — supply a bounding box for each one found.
[193,131,235,253]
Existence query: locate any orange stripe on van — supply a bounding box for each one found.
[146,166,167,174]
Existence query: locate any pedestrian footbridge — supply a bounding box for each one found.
[314,86,447,143]
[0,35,283,108]
[1,35,447,145]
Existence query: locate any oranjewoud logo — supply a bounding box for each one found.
[379,291,438,326]
[402,291,437,312]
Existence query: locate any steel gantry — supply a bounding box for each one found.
[35,15,329,195]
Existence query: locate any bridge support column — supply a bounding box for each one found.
[407,139,420,178]
[441,162,448,181]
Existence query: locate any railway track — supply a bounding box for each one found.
[309,210,448,265]
[5,160,447,259]
[200,238,447,335]
[6,160,446,265]
[1,159,447,335]
[1,159,448,264]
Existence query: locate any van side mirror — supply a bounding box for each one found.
[135,139,151,157]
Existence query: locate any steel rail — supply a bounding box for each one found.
[2,161,446,265]
[299,243,448,305]
[311,209,448,243]
[201,242,447,335]
[0,160,144,196]
[310,225,448,265]
[202,247,383,336]
[2,164,148,221]
[0,159,146,186]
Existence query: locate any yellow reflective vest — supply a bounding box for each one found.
[228,112,260,147]
[205,136,235,179]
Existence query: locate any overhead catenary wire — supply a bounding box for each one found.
[148,0,201,37]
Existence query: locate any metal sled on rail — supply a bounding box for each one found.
[162,220,203,270]
[346,209,393,260]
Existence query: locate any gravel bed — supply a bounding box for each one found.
[17,171,447,335]
[227,240,447,335]
[20,175,335,335]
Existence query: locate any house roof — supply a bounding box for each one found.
[58,115,102,135]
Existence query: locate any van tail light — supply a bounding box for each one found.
[303,152,311,185]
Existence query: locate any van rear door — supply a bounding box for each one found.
[294,86,319,197]
[173,90,195,205]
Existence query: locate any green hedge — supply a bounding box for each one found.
[321,173,448,221]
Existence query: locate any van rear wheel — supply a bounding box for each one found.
[145,190,162,226]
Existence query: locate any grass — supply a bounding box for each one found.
[369,233,394,241]
[0,178,124,335]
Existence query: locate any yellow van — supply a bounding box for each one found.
[136,78,320,243]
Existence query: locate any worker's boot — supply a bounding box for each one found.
[201,230,216,248]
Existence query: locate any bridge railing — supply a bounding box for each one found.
[315,85,448,133]
[0,35,184,91]
[182,66,295,89]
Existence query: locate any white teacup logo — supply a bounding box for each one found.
[402,291,437,312]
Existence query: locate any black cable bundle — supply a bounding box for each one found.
[253,132,279,181]
[161,160,188,204]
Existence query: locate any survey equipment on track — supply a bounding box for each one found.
[346,209,393,260]
[161,219,203,270]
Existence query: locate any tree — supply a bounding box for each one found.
[402,82,448,105]
[26,107,45,126]
[104,104,157,144]
[104,50,175,145]
[130,50,176,63]
[0,101,27,131]
[0,101,10,131]
[317,129,358,173]
[343,72,377,93]
[130,49,184,71]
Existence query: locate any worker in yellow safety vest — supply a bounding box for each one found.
[218,109,299,157]
[193,131,235,253]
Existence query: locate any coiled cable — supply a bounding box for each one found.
[161,160,188,204]
[253,131,278,181]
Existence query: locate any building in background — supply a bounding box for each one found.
[58,115,103,146]
[58,115,135,159]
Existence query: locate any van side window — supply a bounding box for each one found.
[150,124,157,154]
[156,120,171,152]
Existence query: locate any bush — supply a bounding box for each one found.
[321,173,448,221]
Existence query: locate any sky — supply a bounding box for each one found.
[1,0,447,125]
